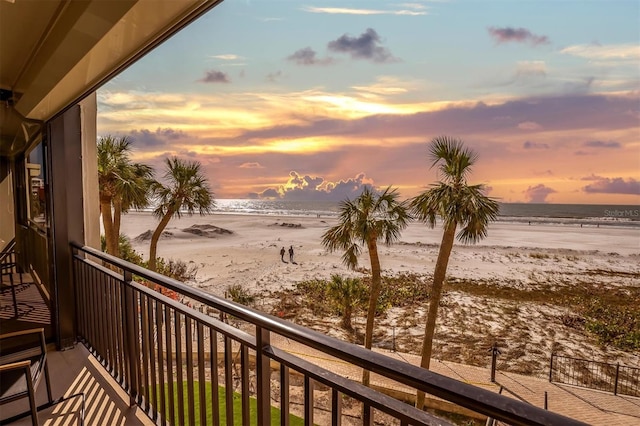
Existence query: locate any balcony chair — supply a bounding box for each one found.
[0,328,85,425]
[0,328,53,425]
[0,243,22,318]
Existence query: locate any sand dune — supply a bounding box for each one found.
[118,211,640,374]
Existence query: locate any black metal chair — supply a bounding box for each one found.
[0,329,85,425]
[1,240,23,318]
[0,328,53,425]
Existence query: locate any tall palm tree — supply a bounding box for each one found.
[148,157,215,271]
[409,136,499,408]
[322,186,409,386]
[97,136,153,257]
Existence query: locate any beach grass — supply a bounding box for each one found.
[272,269,639,376]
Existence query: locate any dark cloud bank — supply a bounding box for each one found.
[286,28,397,66]
[488,26,550,46]
[232,94,638,143]
[582,176,639,195]
[328,28,397,63]
[199,70,230,83]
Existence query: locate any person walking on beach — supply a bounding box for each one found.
[289,245,295,263]
[280,247,287,263]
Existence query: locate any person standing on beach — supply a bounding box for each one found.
[280,247,286,262]
[289,245,294,263]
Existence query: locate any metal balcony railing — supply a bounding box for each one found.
[71,243,586,426]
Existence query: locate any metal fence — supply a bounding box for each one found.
[72,243,586,426]
[549,353,639,397]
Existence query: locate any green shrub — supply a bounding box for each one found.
[295,278,332,315]
[582,299,640,351]
[154,258,198,282]
[227,284,256,306]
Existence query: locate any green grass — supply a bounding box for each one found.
[163,382,304,425]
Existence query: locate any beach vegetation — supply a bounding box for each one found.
[148,157,215,271]
[294,278,332,315]
[227,284,257,306]
[100,234,195,301]
[327,275,368,330]
[100,233,144,264]
[97,135,154,258]
[408,136,499,408]
[290,272,429,325]
[321,186,410,386]
[582,299,640,351]
[529,252,550,259]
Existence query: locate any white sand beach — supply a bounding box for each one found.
[118,211,640,374]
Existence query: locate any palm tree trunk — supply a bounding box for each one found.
[416,221,457,409]
[148,210,174,271]
[101,198,118,256]
[342,304,352,330]
[362,236,381,386]
[113,198,122,257]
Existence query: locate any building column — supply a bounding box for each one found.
[47,93,97,349]
[80,93,100,250]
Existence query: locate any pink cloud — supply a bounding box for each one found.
[239,162,264,169]
[518,121,542,130]
[523,184,556,203]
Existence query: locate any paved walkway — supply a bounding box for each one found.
[272,335,640,425]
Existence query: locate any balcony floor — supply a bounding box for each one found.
[1,344,153,426]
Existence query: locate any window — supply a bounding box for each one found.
[25,139,46,229]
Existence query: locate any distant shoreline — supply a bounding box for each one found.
[120,210,640,256]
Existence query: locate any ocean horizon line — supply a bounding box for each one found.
[132,199,640,228]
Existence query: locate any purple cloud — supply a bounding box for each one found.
[328,28,397,63]
[199,70,230,83]
[266,70,283,83]
[287,47,334,65]
[231,94,638,144]
[583,140,621,148]
[523,184,556,203]
[582,176,639,195]
[488,26,550,46]
[126,128,188,148]
[523,141,549,149]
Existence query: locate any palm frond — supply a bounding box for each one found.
[321,185,409,268]
[412,137,499,243]
[429,136,477,184]
[151,157,215,220]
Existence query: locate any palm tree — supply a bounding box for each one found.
[322,186,409,386]
[148,157,215,271]
[327,274,367,331]
[409,136,499,409]
[97,136,153,257]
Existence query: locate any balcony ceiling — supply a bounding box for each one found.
[0,0,221,158]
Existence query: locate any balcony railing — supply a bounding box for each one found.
[71,243,586,426]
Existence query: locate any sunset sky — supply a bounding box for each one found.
[97,0,640,204]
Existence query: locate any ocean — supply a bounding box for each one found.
[210,199,640,229]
